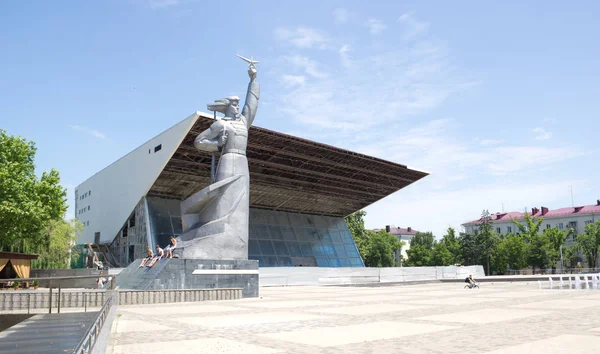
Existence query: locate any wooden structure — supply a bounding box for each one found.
[0,252,39,280]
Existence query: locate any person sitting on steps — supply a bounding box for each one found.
[146,245,164,268]
[139,246,154,267]
[164,236,177,259]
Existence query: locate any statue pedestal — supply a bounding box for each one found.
[116,258,259,298]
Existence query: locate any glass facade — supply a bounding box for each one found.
[248,209,364,267]
[146,197,364,267]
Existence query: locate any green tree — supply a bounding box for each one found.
[459,232,480,266]
[542,227,569,273]
[405,245,432,266]
[0,130,67,252]
[576,220,600,269]
[440,227,462,264]
[35,219,83,269]
[512,213,547,272]
[504,233,529,271]
[345,210,369,261]
[362,230,403,267]
[562,246,580,271]
[405,231,435,267]
[492,236,509,274]
[477,210,496,275]
[411,232,435,249]
[431,241,454,266]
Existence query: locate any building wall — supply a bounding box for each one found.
[464,213,598,241]
[393,234,414,265]
[75,112,200,245]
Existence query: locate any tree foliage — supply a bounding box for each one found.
[34,219,83,269]
[440,227,462,265]
[0,130,67,252]
[576,220,600,269]
[542,227,569,270]
[344,211,403,267]
[362,230,403,267]
[477,210,497,275]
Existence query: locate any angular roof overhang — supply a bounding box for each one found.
[147,115,428,217]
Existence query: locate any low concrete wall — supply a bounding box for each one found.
[31,269,101,288]
[0,289,106,311]
[0,288,242,310]
[259,265,486,286]
[118,288,242,305]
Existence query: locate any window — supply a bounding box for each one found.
[496,227,501,234]
[88,190,91,196]
[507,226,512,233]
[585,220,593,225]
[558,223,564,230]
[546,224,551,229]
[154,144,162,153]
[87,205,90,211]
[568,221,577,230]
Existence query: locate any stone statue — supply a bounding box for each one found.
[176,57,260,260]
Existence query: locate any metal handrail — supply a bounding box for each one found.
[0,275,112,283]
[74,291,116,354]
[0,274,116,314]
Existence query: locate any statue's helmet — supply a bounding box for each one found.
[207,96,240,114]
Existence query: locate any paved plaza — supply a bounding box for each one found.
[107,282,600,353]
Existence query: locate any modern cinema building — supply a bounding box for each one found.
[75,112,427,268]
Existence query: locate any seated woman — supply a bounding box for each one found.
[97,271,108,289]
[164,236,177,258]
[139,246,154,267]
[146,245,164,268]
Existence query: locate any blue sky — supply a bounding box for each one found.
[1,1,599,238]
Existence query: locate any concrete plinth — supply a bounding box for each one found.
[116,258,258,298]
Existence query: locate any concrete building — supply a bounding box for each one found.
[372,226,418,265]
[75,112,428,268]
[462,201,600,267]
[462,201,600,241]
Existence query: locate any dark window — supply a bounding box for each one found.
[88,205,90,211]
[94,232,100,244]
[546,224,551,229]
[154,144,162,152]
[89,190,91,196]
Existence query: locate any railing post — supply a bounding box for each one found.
[84,292,87,312]
[58,284,61,313]
[27,293,30,314]
[48,286,52,314]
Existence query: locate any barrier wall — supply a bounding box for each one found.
[259,265,485,287]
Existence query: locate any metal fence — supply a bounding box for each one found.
[74,290,117,354]
[504,268,600,276]
[0,274,115,313]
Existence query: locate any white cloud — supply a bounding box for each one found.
[339,44,352,68]
[281,55,328,79]
[398,11,430,40]
[274,27,329,49]
[148,0,179,9]
[480,139,504,146]
[533,127,552,140]
[365,179,586,238]
[267,11,587,242]
[366,18,386,35]
[69,125,108,140]
[333,8,349,23]
[280,75,306,88]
